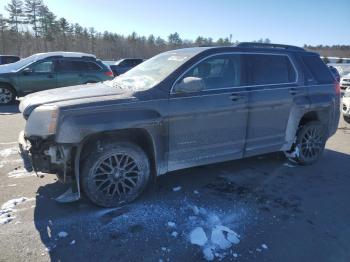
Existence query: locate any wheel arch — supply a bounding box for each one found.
[0,81,17,96]
[79,128,158,179]
[284,108,330,151]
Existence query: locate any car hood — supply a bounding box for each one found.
[19,82,135,116]
[341,73,350,79]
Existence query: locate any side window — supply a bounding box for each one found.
[181,54,241,91]
[30,61,53,73]
[3,56,19,64]
[119,60,128,67]
[245,54,296,85]
[55,60,79,72]
[55,60,101,72]
[82,62,101,71]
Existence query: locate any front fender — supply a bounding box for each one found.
[55,109,163,144]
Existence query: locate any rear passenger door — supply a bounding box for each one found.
[54,59,83,87]
[243,53,301,156]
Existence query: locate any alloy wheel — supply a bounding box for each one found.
[90,153,142,200]
[300,125,325,161]
[0,88,13,104]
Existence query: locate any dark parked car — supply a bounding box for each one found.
[107,58,144,76]
[0,52,114,104]
[0,55,20,65]
[19,43,340,207]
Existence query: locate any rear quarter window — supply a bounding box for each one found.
[300,55,334,84]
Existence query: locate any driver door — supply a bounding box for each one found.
[17,60,57,94]
[167,53,249,171]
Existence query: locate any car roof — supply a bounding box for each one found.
[171,43,311,56]
[0,55,20,58]
[31,51,96,60]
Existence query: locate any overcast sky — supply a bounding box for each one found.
[1,0,349,46]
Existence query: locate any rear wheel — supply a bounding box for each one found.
[287,121,327,165]
[0,86,15,105]
[81,141,150,207]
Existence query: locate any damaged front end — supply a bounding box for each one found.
[18,131,81,202]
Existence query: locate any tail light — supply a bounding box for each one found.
[335,81,341,96]
[104,71,114,77]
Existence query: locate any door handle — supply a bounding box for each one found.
[229,94,241,101]
[289,87,298,95]
[47,74,54,79]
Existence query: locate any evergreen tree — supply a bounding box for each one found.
[24,0,43,37]
[5,0,24,32]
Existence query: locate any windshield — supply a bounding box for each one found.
[106,50,199,91]
[0,54,40,71]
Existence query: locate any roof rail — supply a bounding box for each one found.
[235,42,305,51]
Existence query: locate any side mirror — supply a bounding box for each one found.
[173,77,205,93]
[22,67,32,74]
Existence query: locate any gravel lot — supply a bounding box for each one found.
[0,102,349,262]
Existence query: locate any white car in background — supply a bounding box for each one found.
[342,87,350,123]
[340,73,350,91]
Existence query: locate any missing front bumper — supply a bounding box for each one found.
[18,131,34,172]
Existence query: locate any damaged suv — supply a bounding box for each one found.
[19,43,340,207]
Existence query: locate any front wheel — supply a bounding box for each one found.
[0,86,15,105]
[343,115,350,124]
[287,121,327,165]
[81,141,150,207]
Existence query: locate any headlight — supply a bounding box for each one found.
[25,105,59,137]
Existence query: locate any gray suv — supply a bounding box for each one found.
[19,43,340,207]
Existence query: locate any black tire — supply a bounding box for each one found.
[81,141,150,207]
[0,85,16,105]
[289,121,327,165]
[343,115,350,124]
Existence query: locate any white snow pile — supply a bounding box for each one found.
[0,197,32,225]
[187,205,241,261]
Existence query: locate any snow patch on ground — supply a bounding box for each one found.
[58,231,68,238]
[284,163,296,168]
[0,197,34,225]
[8,168,36,178]
[172,186,182,192]
[0,146,22,170]
[0,147,18,158]
[167,221,176,228]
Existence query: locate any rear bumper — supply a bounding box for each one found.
[18,131,34,172]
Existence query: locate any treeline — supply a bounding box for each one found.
[304,45,350,59]
[0,0,272,59]
[0,0,349,60]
